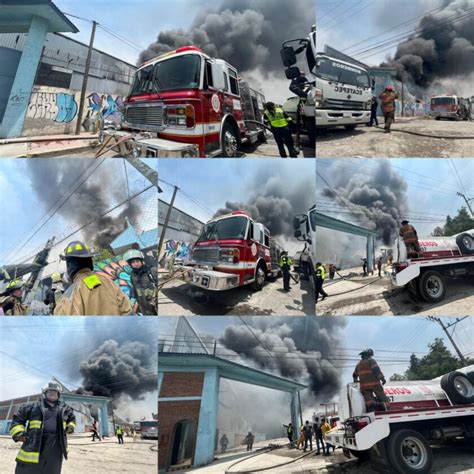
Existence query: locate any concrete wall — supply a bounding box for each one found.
[22,85,125,136]
[0,46,21,122]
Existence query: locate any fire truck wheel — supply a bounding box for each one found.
[251,263,266,291]
[440,371,474,405]
[349,449,370,461]
[455,233,474,255]
[221,122,239,157]
[417,270,446,303]
[387,429,432,473]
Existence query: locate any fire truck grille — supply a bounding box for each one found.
[125,105,164,129]
[325,99,366,110]
[192,247,219,263]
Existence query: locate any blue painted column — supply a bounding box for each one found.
[0,16,48,138]
[290,390,301,441]
[367,235,374,274]
[99,402,109,436]
[194,368,220,466]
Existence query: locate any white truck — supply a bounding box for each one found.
[293,205,317,285]
[326,366,474,473]
[314,53,372,130]
[280,26,317,144]
[390,230,474,303]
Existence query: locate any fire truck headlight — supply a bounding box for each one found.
[166,105,195,128]
[219,248,240,263]
[131,143,142,158]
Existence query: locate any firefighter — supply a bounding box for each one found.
[279,251,293,291]
[328,263,336,280]
[400,220,421,255]
[1,279,28,315]
[44,272,65,315]
[314,262,328,304]
[263,102,298,158]
[245,431,255,451]
[378,85,399,132]
[115,425,124,444]
[368,96,379,127]
[10,380,76,474]
[353,349,390,413]
[54,241,133,316]
[124,249,158,315]
[220,433,229,453]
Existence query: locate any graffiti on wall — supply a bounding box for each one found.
[93,255,135,304]
[27,92,78,123]
[163,240,194,262]
[84,93,124,131]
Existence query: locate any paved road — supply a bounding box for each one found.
[316,118,474,158]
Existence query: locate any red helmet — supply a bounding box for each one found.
[386,85,394,91]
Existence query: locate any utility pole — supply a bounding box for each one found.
[157,186,179,258]
[401,72,405,118]
[124,157,161,190]
[457,192,474,217]
[427,316,468,364]
[75,20,97,135]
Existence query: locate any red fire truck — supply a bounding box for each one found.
[390,230,474,303]
[326,366,474,473]
[100,46,266,158]
[430,94,470,121]
[180,211,283,291]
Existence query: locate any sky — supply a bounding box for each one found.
[0,317,158,421]
[159,315,473,405]
[0,158,158,277]
[316,0,446,66]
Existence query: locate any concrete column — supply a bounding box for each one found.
[99,402,109,436]
[194,368,220,466]
[0,16,48,138]
[367,235,373,273]
[290,390,301,440]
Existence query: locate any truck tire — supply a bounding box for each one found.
[344,124,357,131]
[251,262,266,291]
[349,449,370,461]
[455,233,474,255]
[386,429,433,473]
[417,270,446,303]
[221,122,239,157]
[440,371,474,404]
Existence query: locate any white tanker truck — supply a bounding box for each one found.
[390,229,474,303]
[326,366,474,473]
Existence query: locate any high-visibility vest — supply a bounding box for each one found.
[316,265,326,280]
[264,107,289,128]
[279,255,293,267]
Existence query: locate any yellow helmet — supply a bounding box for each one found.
[6,279,24,291]
[51,272,62,283]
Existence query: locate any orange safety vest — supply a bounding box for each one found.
[353,358,384,390]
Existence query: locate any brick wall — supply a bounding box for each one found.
[160,372,204,398]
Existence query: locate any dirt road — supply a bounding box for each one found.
[0,435,157,474]
[316,267,473,316]
[158,271,315,316]
[316,118,474,158]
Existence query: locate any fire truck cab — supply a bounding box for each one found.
[430,94,470,121]
[179,211,283,291]
[101,46,266,158]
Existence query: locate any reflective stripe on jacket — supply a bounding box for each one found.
[264,107,290,128]
[400,224,418,244]
[353,358,385,390]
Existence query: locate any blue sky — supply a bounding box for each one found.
[159,315,474,397]
[316,0,445,65]
[0,317,158,418]
[54,0,201,65]
[0,158,157,272]
[316,158,474,237]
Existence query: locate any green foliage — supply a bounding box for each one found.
[95,247,115,261]
[431,207,474,236]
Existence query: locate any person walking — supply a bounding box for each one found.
[321,418,332,455]
[314,418,325,455]
[91,419,101,442]
[279,251,293,291]
[314,262,328,304]
[368,96,379,127]
[220,433,229,454]
[115,425,124,444]
[378,85,399,133]
[377,257,383,277]
[303,421,313,452]
[245,431,255,451]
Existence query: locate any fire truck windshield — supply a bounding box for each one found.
[131,54,201,95]
[197,216,248,242]
[316,58,370,88]
[431,97,456,106]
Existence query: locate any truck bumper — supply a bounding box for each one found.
[315,109,370,127]
[180,266,241,291]
[99,130,199,157]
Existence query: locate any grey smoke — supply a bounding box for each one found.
[25,159,139,249]
[213,166,315,239]
[321,160,409,245]
[138,0,314,74]
[79,339,157,400]
[219,317,346,401]
[383,0,474,87]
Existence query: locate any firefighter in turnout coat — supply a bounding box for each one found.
[353,349,390,412]
[10,381,76,474]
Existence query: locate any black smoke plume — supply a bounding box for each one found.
[79,339,157,400]
[383,0,474,87]
[26,159,139,249]
[138,0,314,73]
[321,160,409,245]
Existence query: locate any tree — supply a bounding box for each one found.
[431,207,474,236]
[389,338,472,381]
[94,247,115,261]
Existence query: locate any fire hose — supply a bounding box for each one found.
[322,274,383,297]
[374,125,474,139]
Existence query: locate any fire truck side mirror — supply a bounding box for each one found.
[294,230,302,238]
[285,67,302,80]
[281,46,297,67]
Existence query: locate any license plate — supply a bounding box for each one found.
[201,276,210,288]
[343,448,351,459]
